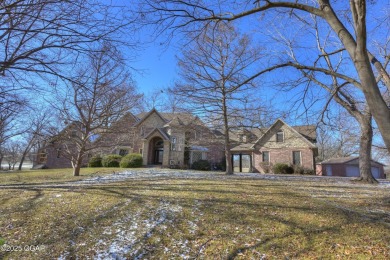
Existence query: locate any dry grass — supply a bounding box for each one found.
[0,168,125,185]
[0,169,389,259]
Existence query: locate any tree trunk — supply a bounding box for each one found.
[357,115,377,183]
[18,157,25,171]
[72,152,84,176]
[18,140,34,171]
[222,96,233,175]
[354,58,390,153]
[321,2,390,152]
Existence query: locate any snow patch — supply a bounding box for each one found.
[94,201,183,259]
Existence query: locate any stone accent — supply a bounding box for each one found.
[38,110,318,173]
[163,140,170,167]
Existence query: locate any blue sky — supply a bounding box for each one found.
[131,41,177,94]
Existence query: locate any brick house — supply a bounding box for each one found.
[35,110,318,172]
[316,157,386,179]
[34,109,224,169]
[230,119,318,173]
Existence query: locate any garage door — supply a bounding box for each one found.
[371,167,380,179]
[346,166,381,178]
[346,166,360,177]
[326,166,332,176]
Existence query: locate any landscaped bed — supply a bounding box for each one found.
[0,168,389,259]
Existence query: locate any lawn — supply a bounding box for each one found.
[0,168,389,259]
[0,167,124,185]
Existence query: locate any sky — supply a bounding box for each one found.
[131,41,177,94]
[128,0,390,100]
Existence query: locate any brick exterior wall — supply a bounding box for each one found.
[37,110,317,172]
[253,147,315,173]
[37,144,89,169]
[251,121,316,173]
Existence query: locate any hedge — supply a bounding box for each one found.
[102,154,122,167]
[272,163,294,174]
[120,153,143,168]
[88,156,102,167]
[192,160,211,171]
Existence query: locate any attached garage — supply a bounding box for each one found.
[316,157,386,179]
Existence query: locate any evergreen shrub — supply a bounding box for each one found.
[102,154,122,167]
[192,160,211,171]
[120,153,143,168]
[88,156,102,167]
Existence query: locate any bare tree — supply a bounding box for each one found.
[17,109,55,170]
[3,140,23,170]
[0,0,136,79]
[0,88,26,157]
[172,23,264,174]
[0,0,138,139]
[142,0,390,154]
[141,87,186,113]
[53,45,142,176]
[275,13,380,182]
[317,113,361,161]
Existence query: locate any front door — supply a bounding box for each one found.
[154,149,163,164]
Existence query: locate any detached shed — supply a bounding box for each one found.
[316,157,386,179]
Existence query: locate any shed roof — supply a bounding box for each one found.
[318,156,385,166]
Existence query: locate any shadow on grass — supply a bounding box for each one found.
[1,176,389,259]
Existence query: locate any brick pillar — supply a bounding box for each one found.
[163,140,170,167]
[142,139,148,166]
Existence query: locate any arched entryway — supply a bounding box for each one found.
[149,137,164,165]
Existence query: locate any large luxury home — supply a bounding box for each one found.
[34,109,318,173]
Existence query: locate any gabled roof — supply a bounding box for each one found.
[292,125,317,143]
[251,119,317,149]
[318,156,385,166]
[320,156,358,164]
[136,109,199,126]
[164,116,184,127]
[134,108,167,127]
[109,112,138,129]
[143,127,170,140]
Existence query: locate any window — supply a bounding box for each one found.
[119,149,129,156]
[292,151,301,165]
[262,151,270,163]
[38,150,47,163]
[139,149,143,155]
[140,126,145,136]
[71,130,78,137]
[276,130,284,142]
[56,148,61,158]
[39,150,47,158]
[171,137,177,151]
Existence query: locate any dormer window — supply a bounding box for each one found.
[276,130,284,142]
[238,134,247,143]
